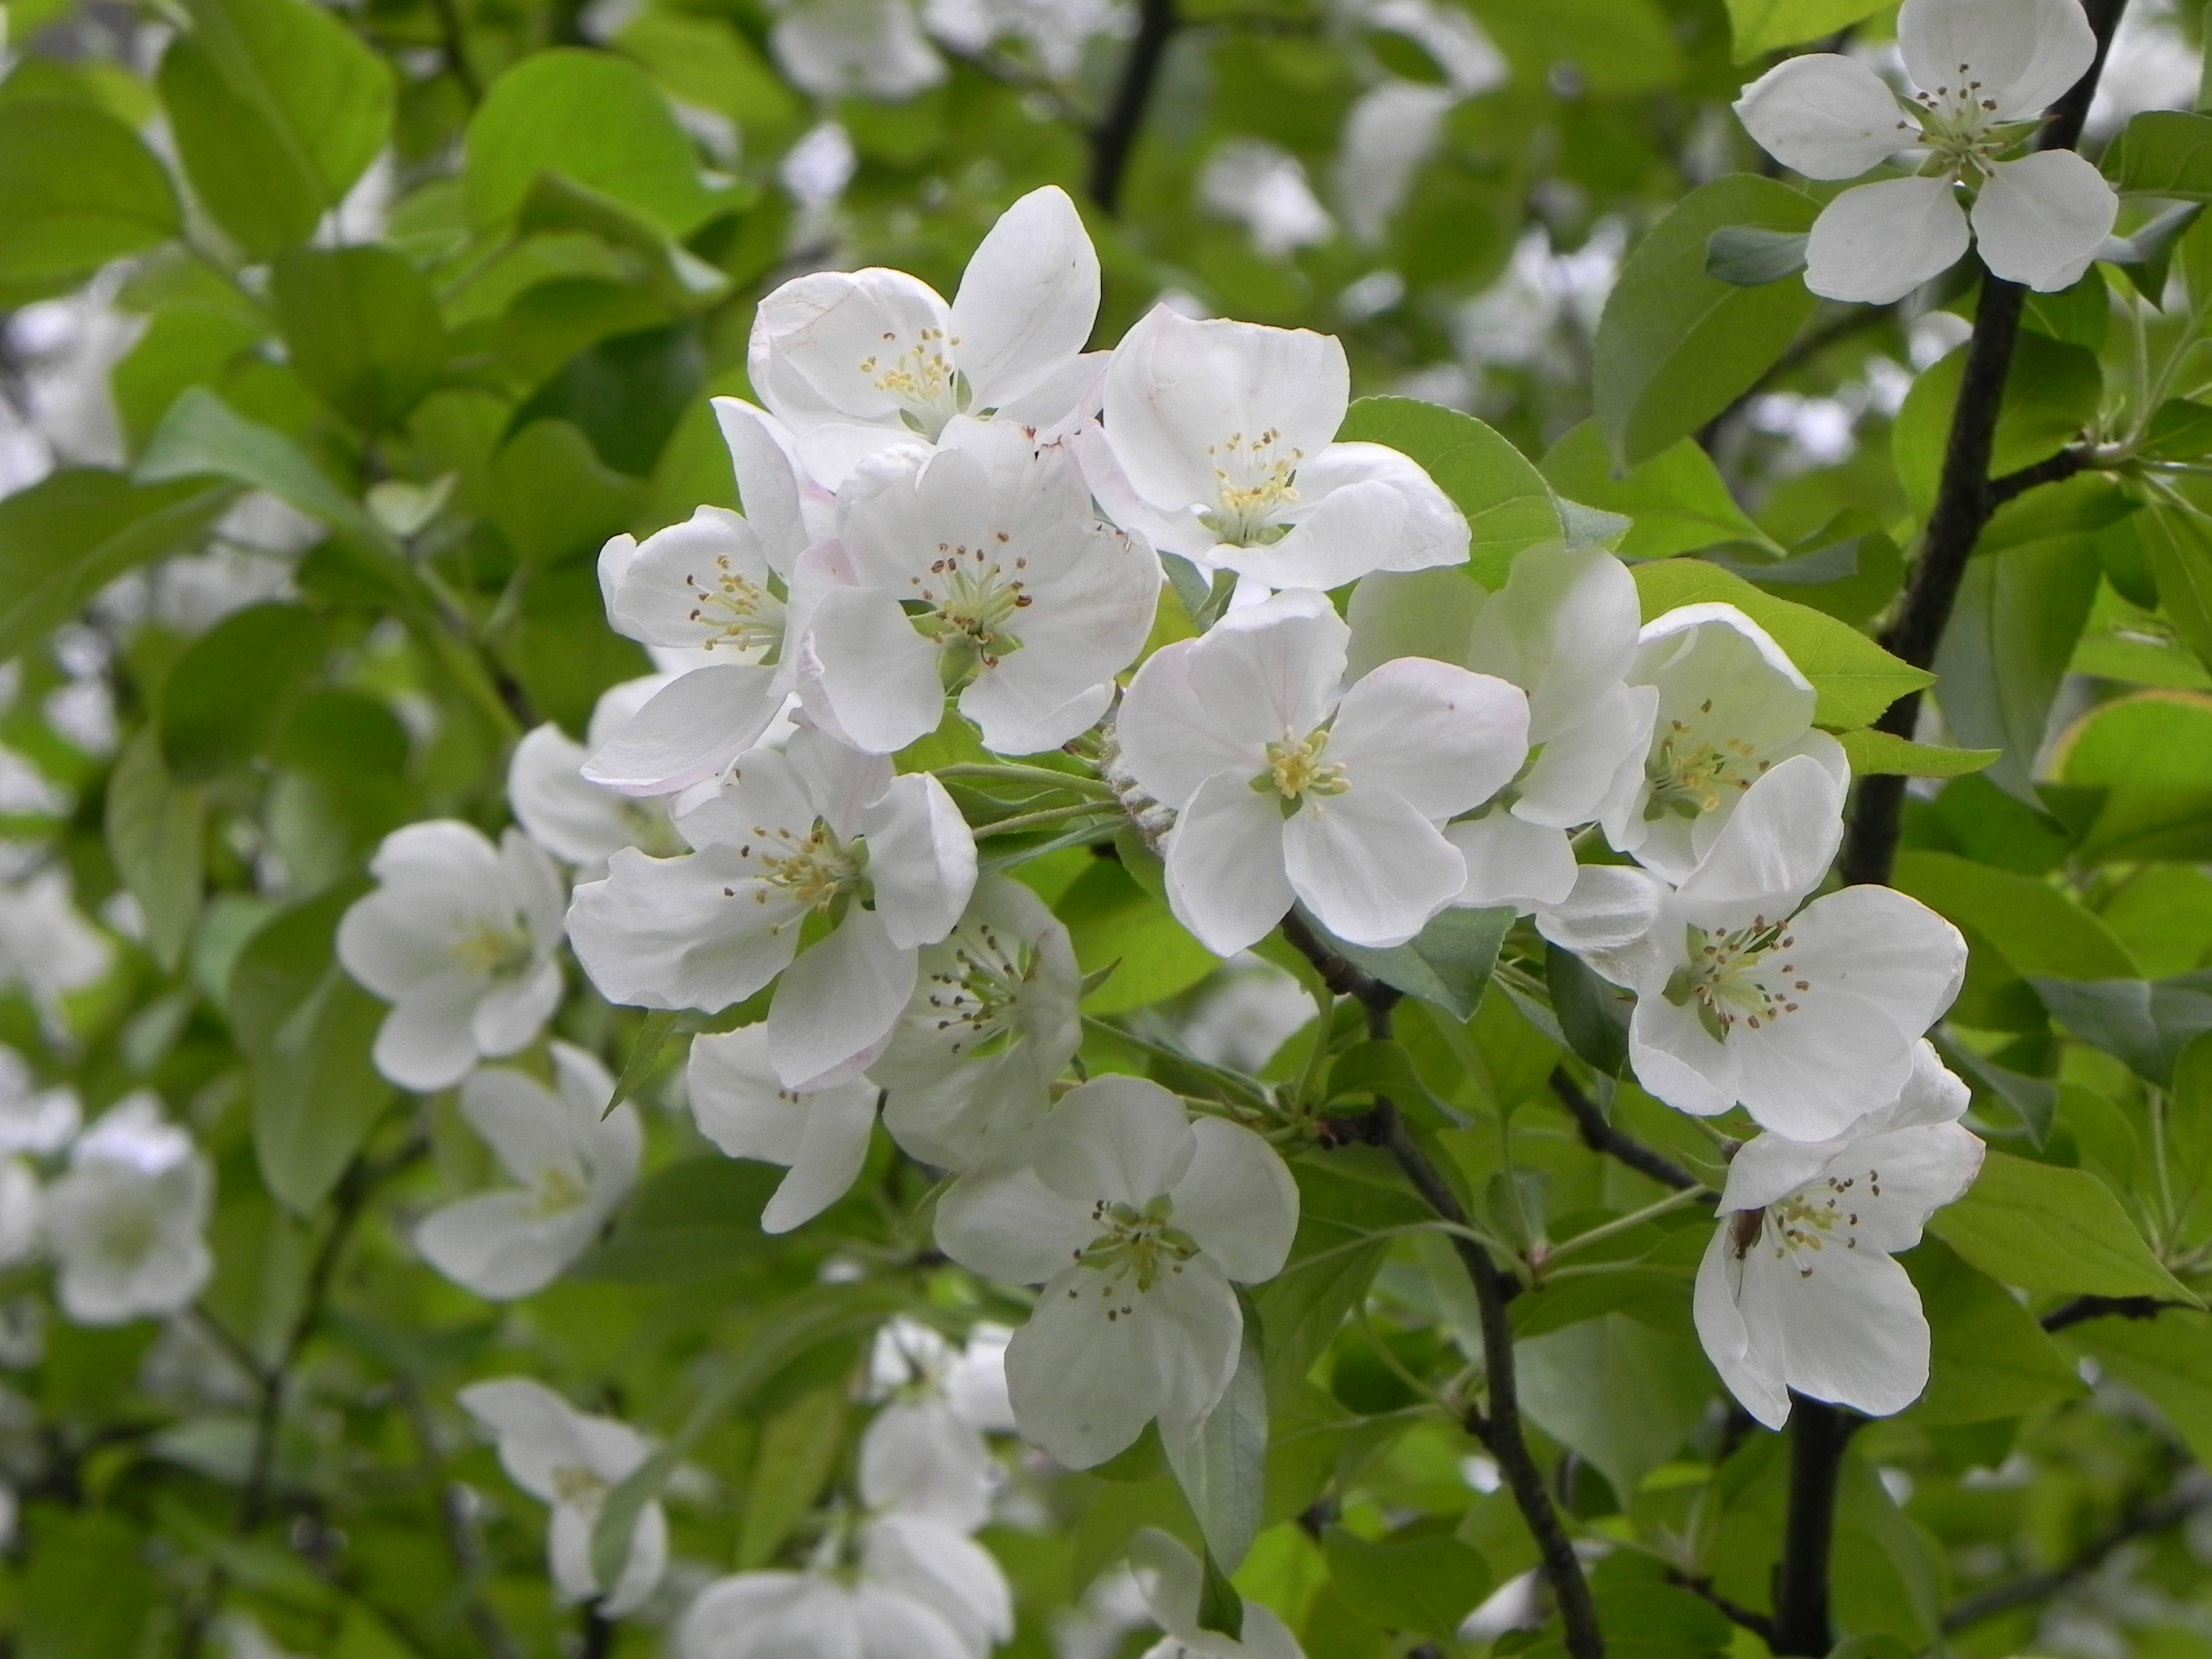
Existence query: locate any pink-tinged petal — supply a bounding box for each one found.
[581,663,783,796]
[1161,771,1295,957]
[1734,54,1915,179]
[1899,0,2095,119]
[769,908,915,1090]
[1805,176,1970,304]
[860,773,977,950]
[1971,148,2117,293]
[947,185,1101,411]
[1327,657,1529,820]
[1169,1117,1297,1282]
[1282,785,1465,948]
[797,585,945,757]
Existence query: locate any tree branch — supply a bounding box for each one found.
[1088,0,1178,215]
[1547,1070,1706,1195]
[2041,1293,2194,1333]
[1771,1397,1861,1655]
[1838,0,2130,889]
[1279,923,1604,1659]
[1943,1489,2204,1632]
[1668,1572,1775,1643]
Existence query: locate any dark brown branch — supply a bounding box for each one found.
[1771,1398,1862,1654]
[1988,445,2094,508]
[1279,923,1603,1659]
[1088,0,1178,215]
[2042,1293,2192,1333]
[1547,1070,1705,1195]
[1668,1572,1775,1643]
[1838,0,2129,888]
[1943,1490,2203,1631]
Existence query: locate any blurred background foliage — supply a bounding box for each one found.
[4,0,2212,1655]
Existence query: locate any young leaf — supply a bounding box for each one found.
[2103,109,2212,200]
[270,246,447,434]
[0,471,232,665]
[105,729,207,973]
[0,101,180,286]
[1721,0,1889,58]
[1162,1319,1267,1574]
[1322,1526,1493,1643]
[1929,1150,2201,1304]
[1834,729,1997,777]
[1541,422,1779,560]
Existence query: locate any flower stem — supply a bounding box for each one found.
[1537,1184,1708,1269]
[972,801,1119,837]
[934,763,1114,797]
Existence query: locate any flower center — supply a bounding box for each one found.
[1729,1165,1880,1279]
[97,1201,161,1270]
[1663,915,1811,1042]
[856,326,966,437]
[1644,709,1768,821]
[685,557,785,658]
[550,1464,609,1509]
[732,818,865,923]
[1069,1193,1201,1318]
[905,534,1032,683]
[1901,65,2042,180]
[529,1162,591,1218]
[923,919,1039,1059]
[451,919,534,979]
[1198,427,1303,545]
[1253,727,1348,811]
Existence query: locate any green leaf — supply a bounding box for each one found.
[0,469,233,664]
[158,603,333,780]
[2103,202,2204,302]
[486,418,650,565]
[736,1387,846,1569]
[1310,905,1513,1022]
[1704,224,1809,285]
[1593,175,1822,467]
[1325,1041,1433,1108]
[1059,860,1219,1014]
[227,884,395,1215]
[157,38,321,258]
[2031,972,2212,1085]
[1163,1318,1267,1572]
[1541,423,1778,560]
[1903,1240,2087,1424]
[2104,109,2212,199]
[1516,1310,1713,1498]
[1322,1526,1492,1643]
[1336,397,1562,587]
[511,322,705,478]
[1941,1037,2059,1146]
[1722,0,1889,58]
[1631,558,1932,728]
[138,387,384,547]
[1934,538,2102,800]
[104,728,207,973]
[2057,690,2212,862]
[573,1158,783,1282]
[1835,729,1997,777]
[1892,334,2101,517]
[465,50,724,236]
[0,100,179,286]
[1929,1149,2200,1304]
[1891,851,2137,982]
[608,1009,685,1113]
[1548,943,1631,1076]
[2068,1315,2212,1466]
[1195,1544,1245,1641]
[270,246,446,434]
[1255,1162,1429,1392]
[2139,504,2212,673]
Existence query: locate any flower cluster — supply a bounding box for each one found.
[331,183,1991,1642]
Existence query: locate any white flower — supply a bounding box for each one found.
[802,427,1159,755]
[0,867,111,1017]
[859,1318,1017,1533]
[0,1161,41,1269]
[678,1517,1013,1659]
[874,877,1082,1170]
[1734,0,2116,302]
[1541,755,1968,1141]
[0,1048,79,1156]
[770,0,946,100]
[43,1094,212,1326]
[337,823,567,1092]
[1129,1530,1307,1659]
[1199,140,1335,256]
[933,1074,1297,1469]
[1349,546,1655,913]
[688,1022,879,1233]
[922,0,1121,77]
[749,186,1103,488]
[1694,1042,1985,1428]
[509,679,686,877]
[865,1316,1017,1433]
[569,726,976,1089]
[1118,589,1528,956]
[459,1378,666,1617]
[1603,603,1847,881]
[415,1045,640,1299]
[1092,306,1468,591]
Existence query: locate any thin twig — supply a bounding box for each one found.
[1943,1490,2204,1631]
[2041,1293,2194,1332]
[1669,1572,1775,1642]
[424,0,482,103]
[1546,1071,1705,1195]
[1088,0,1178,214]
[399,1377,525,1659]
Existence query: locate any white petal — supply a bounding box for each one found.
[769,908,916,1090]
[947,186,1101,411]
[1628,994,1744,1118]
[582,665,783,796]
[471,960,563,1061]
[1674,752,1846,925]
[1805,176,1970,305]
[567,847,801,1011]
[1344,566,1481,683]
[1758,1240,1930,1416]
[1221,444,1469,591]
[458,1378,588,1500]
[605,506,783,655]
[600,1501,668,1617]
[1534,863,1669,990]
[1733,54,1916,179]
[1169,1118,1298,1283]
[797,585,945,757]
[1467,543,1643,742]
[1899,0,2096,119]
[417,1193,590,1299]
[1694,1228,1791,1430]
[860,1513,1014,1648]
[1033,1074,1199,1210]
[1161,771,1295,957]
[1447,811,1578,914]
[711,397,816,574]
[1971,149,2119,292]
[860,773,977,950]
[858,1399,994,1530]
[761,1078,879,1232]
[960,675,1114,756]
[459,1066,575,1182]
[1328,657,1529,820]
[1513,682,1658,830]
[1007,1255,1241,1468]
[1829,1121,1985,1253]
[1778,883,1968,1041]
[373,994,482,1092]
[934,1161,1094,1285]
[1284,786,1466,949]
[783,724,896,844]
